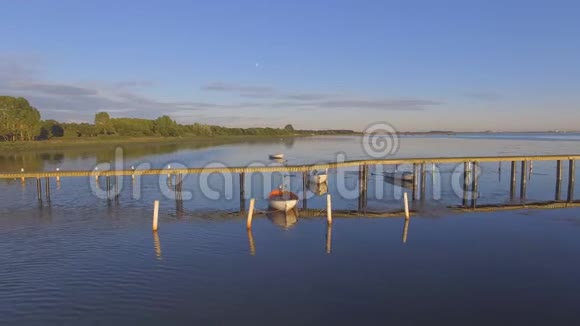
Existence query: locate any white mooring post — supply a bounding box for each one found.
[326,194,332,224]
[403,192,410,220]
[246,198,255,230]
[152,200,160,232]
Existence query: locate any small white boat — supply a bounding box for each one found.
[309,168,328,184]
[269,153,284,160]
[268,188,299,212]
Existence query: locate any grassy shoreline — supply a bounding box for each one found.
[0,135,317,153]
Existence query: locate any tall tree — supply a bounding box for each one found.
[0,96,41,141]
[153,115,180,136]
[94,112,115,135]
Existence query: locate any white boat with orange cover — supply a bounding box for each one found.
[268,188,299,212]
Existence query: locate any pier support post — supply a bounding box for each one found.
[45,177,50,202]
[412,163,418,200]
[36,178,42,201]
[175,174,183,214]
[510,161,517,200]
[106,176,111,200]
[520,161,527,201]
[327,194,332,225]
[471,162,479,208]
[568,160,575,202]
[362,165,368,212]
[152,200,159,232]
[420,163,426,200]
[302,171,307,209]
[114,176,119,200]
[463,162,469,207]
[246,198,255,230]
[240,172,246,212]
[556,160,563,201]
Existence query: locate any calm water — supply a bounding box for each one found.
[2,134,580,325]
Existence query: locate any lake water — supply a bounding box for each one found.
[2,134,580,325]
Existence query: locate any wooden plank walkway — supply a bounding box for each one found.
[1,154,580,179]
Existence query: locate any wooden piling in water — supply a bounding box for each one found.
[420,163,426,200]
[246,198,255,230]
[471,162,479,208]
[302,171,307,209]
[114,176,119,200]
[106,176,111,200]
[327,194,332,224]
[152,200,159,232]
[363,165,368,212]
[520,161,528,200]
[412,163,418,200]
[463,162,469,207]
[403,192,410,220]
[36,178,41,201]
[45,177,50,201]
[358,165,364,212]
[175,174,183,213]
[568,160,575,202]
[556,160,563,200]
[240,173,246,211]
[510,161,517,200]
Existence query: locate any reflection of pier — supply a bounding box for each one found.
[2,154,578,208]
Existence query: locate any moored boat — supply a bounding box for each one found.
[268,188,299,212]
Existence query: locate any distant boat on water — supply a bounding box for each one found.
[269,153,284,160]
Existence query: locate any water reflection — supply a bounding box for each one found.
[247,229,256,256]
[153,232,163,259]
[402,219,410,244]
[325,225,332,254]
[267,209,298,229]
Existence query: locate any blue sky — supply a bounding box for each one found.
[0,0,579,131]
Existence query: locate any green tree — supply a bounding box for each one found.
[153,115,180,136]
[284,124,294,133]
[0,96,41,141]
[39,120,65,139]
[94,112,115,135]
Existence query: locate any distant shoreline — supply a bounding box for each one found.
[1,130,577,154]
[0,133,352,153]
[388,131,579,135]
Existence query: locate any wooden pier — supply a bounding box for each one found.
[2,154,579,210]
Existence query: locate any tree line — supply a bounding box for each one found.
[0,96,355,141]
